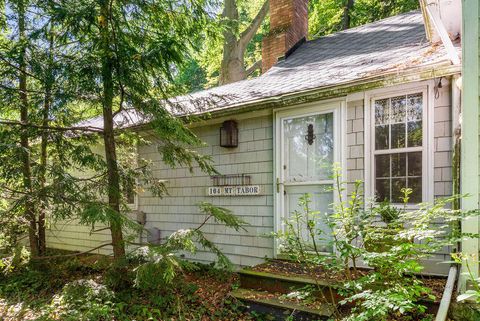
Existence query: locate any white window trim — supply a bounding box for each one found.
[126,179,139,210]
[126,144,139,210]
[364,81,435,207]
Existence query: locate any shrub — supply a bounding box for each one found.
[45,279,116,321]
[0,246,30,276]
[273,166,474,320]
[453,253,480,303]
[104,258,135,291]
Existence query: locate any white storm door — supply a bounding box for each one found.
[276,103,342,253]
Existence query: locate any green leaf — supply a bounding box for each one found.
[457,292,479,302]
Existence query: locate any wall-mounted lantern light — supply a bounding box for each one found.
[220,120,238,148]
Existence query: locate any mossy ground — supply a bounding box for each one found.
[0,252,253,321]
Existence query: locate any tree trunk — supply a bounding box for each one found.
[219,0,268,85]
[99,0,125,259]
[342,0,355,30]
[38,29,55,256]
[18,0,39,256]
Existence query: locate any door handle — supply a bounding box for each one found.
[276,178,283,193]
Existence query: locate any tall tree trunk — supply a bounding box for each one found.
[219,0,242,85]
[99,0,125,259]
[219,0,268,85]
[38,29,55,256]
[18,0,38,256]
[342,0,355,30]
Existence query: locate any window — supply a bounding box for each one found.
[372,92,424,204]
[122,176,136,206]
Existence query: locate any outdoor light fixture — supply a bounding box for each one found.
[220,120,238,148]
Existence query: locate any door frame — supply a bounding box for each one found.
[273,99,347,258]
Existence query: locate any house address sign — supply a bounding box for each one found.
[208,174,261,196]
[207,185,261,196]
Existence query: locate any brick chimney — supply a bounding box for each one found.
[262,0,308,73]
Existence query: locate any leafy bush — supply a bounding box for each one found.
[128,202,246,290]
[104,258,135,291]
[373,199,402,224]
[341,190,472,320]
[340,286,433,321]
[453,253,480,303]
[0,246,30,276]
[273,167,474,320]
[44,279,115,321]
[0,200,249,320]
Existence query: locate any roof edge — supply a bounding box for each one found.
[130,62,460,132]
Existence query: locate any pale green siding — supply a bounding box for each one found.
[47,80,456,272]
[138,114,275,267]
[461,0,480,283]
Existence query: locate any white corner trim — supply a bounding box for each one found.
[127,144,140,210]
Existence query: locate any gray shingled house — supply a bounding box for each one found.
[47,1,462,275]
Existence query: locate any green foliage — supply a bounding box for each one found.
[0,255,248,321]
[374,199,402,224]
[0,265,67,309]
[0,0,229,260]
[309,0,345,37]
[45,279,116,321]
[103,258,135,292]
[273,193,327,262]
[197,0,268,87]
[340,189,473,320]
[199,201,248,232]
[309,0,420,38]
[273,166,477,320]
[453,253,480,303]
[174,59,208,94]
[327,167,364,278]
[341,286,432,321]
[0,246,30,275]
[113,202,247,290]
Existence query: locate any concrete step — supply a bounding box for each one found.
[238,268,342,303]
[231,288,334,321]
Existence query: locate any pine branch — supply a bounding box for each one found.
[0,55,42,81]
[0,119,104,133]
[0,83,46,94]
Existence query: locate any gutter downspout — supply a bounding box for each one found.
[435,265,458,321]
[434,73,461,321]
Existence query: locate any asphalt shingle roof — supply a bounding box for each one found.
[82,10,455,129]
[171,10,454,114]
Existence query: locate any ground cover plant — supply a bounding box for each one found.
[0,252,253,321]
[0,172,477,321]
[452,253,480,304]
[273,167,476,321]
[0,202,257,321]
